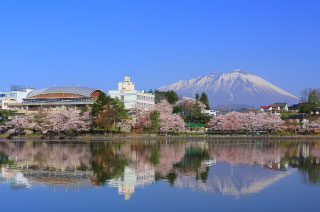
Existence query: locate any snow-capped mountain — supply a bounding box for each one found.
[158,70,299,108]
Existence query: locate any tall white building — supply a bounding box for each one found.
[108,76,155,110]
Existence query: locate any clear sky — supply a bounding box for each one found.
[0,0,319,96]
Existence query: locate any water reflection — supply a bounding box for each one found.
[0,140,320,199]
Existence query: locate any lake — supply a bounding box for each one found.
[0,139,320,212]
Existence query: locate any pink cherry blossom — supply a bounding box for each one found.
[208,111,284,132]
[39,110,92,135]
[308,119,320,131]
[175,97,206,113]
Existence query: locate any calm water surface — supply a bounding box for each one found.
[0,139,320,212]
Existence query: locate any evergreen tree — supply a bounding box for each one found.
[192,101,202,121]
[300,104,310,113]
[91,92,128,132]
[195,94,199,101]
[154,90,179,104]
[150,110,160,132]
[200,92,210,110]
[166,90,179,104]
[172,106,183,114]
[112,97,128,121]
[154,90,166,104]
[91,92,113,116]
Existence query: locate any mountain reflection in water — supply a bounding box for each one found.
[0,140,320,200]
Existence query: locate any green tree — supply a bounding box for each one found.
[154,90,166,104]
[200,92,210,110]
[91,92,128,132]
[91,92,113,116]
[113,97,128,121]
[150,110,160,132]
[195,94,199,101]
[300,104,310,113]
[0,110,15,124]
[299,88,320,110]
[192,101,202,121]
[173,106,183,114]
[308,90,320,106]
[154,90,179,104]
[166,90,179,104]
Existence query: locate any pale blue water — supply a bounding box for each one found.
[0,140,319,212]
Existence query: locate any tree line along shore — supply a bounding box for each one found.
[0,90,320,139]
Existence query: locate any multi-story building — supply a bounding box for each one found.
[0,85,35,104]
[260,103,288,115]
[7,86,103,115]
[108,76,155,110]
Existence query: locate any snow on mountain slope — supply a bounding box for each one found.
[158,70,299,108]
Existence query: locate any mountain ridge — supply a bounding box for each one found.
[158,70,299,108]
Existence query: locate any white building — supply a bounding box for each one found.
[205,109,217,117]
[108,76,155,110]
[0,86,34,104]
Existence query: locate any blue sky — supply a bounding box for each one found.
[0,0,319,96]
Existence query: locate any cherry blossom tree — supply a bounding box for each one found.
[208,112,243,131]
[308,119,320,131]
[208,111,284,132]
[156,99,173,114]
[39,110,92,136]
[256,113,284,132]
[0,116,38,135]
[156,100,185,132]
[240,112,261,131]
[175,97,206,113]
[116,120,132,132]
[128,105,152,129]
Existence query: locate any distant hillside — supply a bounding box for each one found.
[159,70,299,108]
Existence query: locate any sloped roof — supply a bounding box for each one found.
[27,86,100,98]
[288,113,307,120]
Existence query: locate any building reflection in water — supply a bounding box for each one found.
[108,163,155,200]
[0,140,319,199]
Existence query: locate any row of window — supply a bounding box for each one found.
[137,95,154,102]
[0,93,17,98]
[137,102,153,108]
[23,97,93,104]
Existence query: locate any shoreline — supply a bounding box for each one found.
[1,134,320,142]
